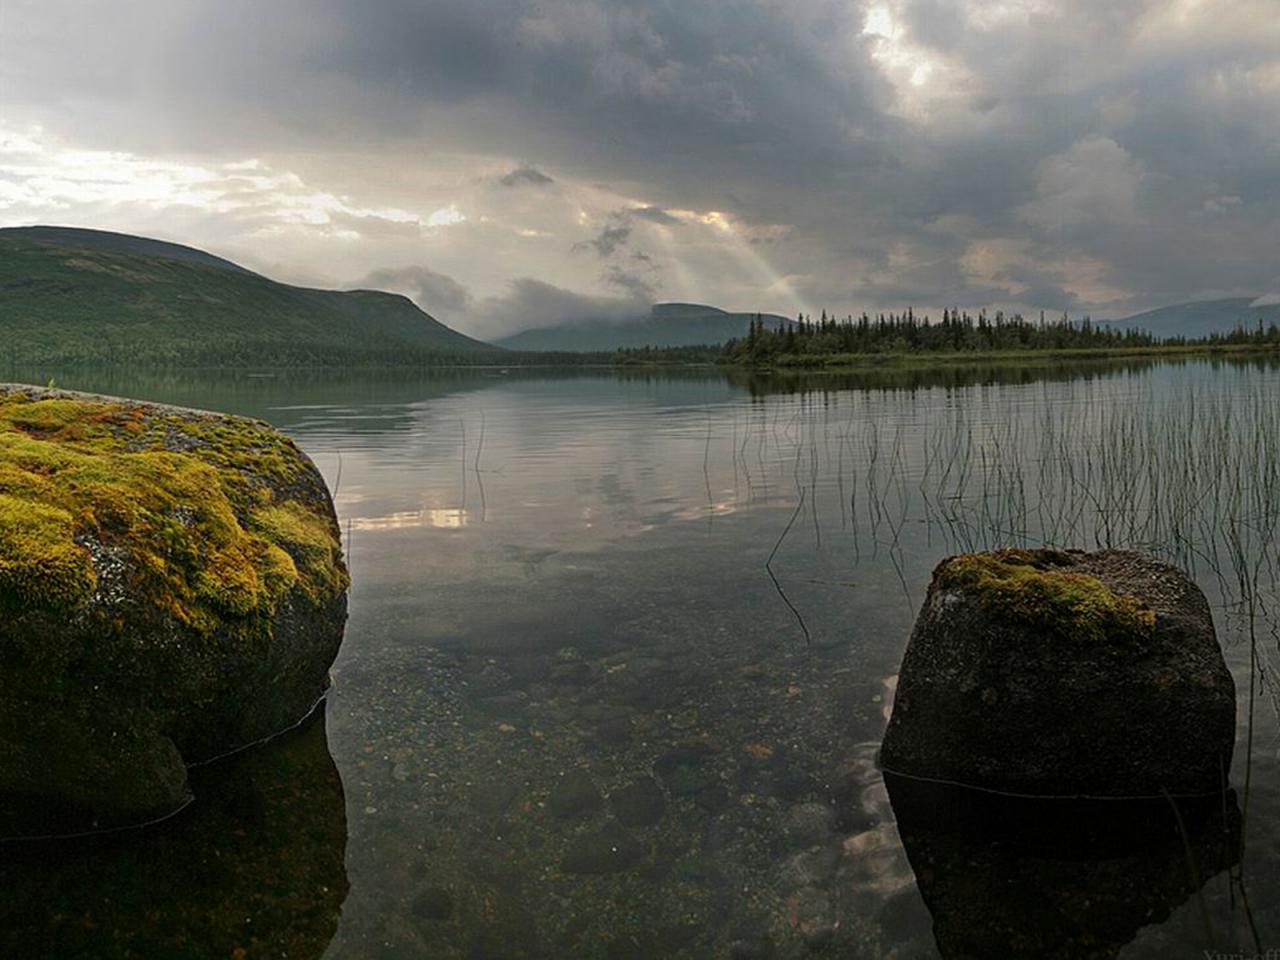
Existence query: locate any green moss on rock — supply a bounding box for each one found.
[935,548,1156,643]
[0,493,97,611]
[0,391,348,627]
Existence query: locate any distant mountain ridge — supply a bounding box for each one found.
[1103,298,1280,339]
[493,302,795,351]
[0,226,497,366]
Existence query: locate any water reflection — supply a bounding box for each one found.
[0,706,348,960]
[884,773,1243,959]
[729,354,1280,397]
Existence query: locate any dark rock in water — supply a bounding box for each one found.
[560,821,645,874]
[593,712,636,747]
[885,771,1241,959]
[826,765,877,834]
[654,744,720,796]
[0,386,349,836]
[0,706,348,960]
[874,888,933,947]
[610,776,667,827]
[727,916,776,960]
[880,549,1235,797]
[728,936,775,960]
[778,844,841,887]
[737,746,818,802]
[603,924,702,960]
[462,896,542,960]
[693,783,730,814]
[780,802,835,849]
[549,660,593,687]
[472,777,520,820]
[701,817,736,852]
[473,691,529,716]
[787,886,838,947]
[411,886,454,923]
[548,768,604,819]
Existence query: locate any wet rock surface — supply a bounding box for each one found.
[881,548,1236,797]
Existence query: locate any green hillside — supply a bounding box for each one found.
[1,226,253,274]
[0,227,499,366]
[493,302,795,351]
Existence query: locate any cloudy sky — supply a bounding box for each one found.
[3,0,1278,338]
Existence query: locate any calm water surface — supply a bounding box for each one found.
[5,360,1279,959]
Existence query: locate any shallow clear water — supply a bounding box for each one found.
[4,359,1278,959]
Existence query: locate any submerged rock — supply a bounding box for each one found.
[880,549,1234,797]
[780,802,835,849]
[547,768,604,819]
[0,704,348,959]
[609,775,666,827]
[885,771,1241,959]
[654,744,720,796]
[0,386,349,835]
[560,821,645,874]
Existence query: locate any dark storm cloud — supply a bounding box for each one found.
[5,0,1280,314]
[8,0,892,189]
[577,221,633,259]
[499,165,554,187]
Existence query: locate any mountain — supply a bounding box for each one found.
[0,226,498,367]
[492,302,795,351]
[1102,298,1280,340]
[0,226,253,275]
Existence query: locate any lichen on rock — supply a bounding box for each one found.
[0,385,349,836]
[933,549,1156,644]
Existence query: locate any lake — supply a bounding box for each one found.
[3,358,1278,959]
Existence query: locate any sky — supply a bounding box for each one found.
[2,0,1278,339]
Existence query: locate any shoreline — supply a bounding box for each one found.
[6,341,1279,380]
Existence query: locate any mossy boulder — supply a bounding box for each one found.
[880,549,1235,797]
[0,385,349,835]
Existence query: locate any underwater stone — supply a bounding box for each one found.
[609,776,666,827]
[560,821,645,874]
[883,771,1242,959]
[654,744,720,796]
[547,768,603,819]
[0,705,349,959]
[880,549,1234,797]
[780,802,836,848]
[0,385,349,835]
[411,886,455,923]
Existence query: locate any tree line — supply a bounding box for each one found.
[736,308,1151,363]
[613,309,1280,366]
